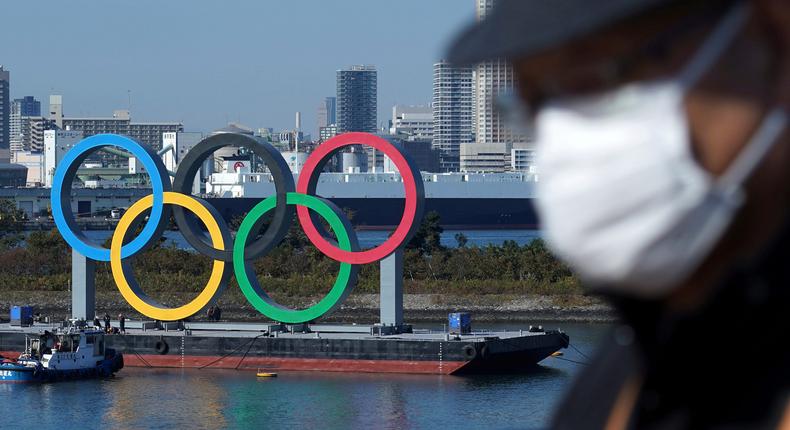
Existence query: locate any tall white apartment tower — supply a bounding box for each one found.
[473,0,521,146]
[432,60,474,172]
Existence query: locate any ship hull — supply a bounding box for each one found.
[0,364,38,382]
[0,358,122,382]
[207,197,539,229]
[1,329,568,375]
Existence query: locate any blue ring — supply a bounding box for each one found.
[51,134,168,261]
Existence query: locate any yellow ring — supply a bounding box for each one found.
[110,191,226,321]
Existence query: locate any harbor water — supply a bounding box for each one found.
[0,322,607,429]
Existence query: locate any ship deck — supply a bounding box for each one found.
[0,321,552,342]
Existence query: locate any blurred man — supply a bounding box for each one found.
[449,0,788,428]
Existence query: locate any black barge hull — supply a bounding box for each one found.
[1,328,568,375]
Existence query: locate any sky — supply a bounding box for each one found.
[2,1,474,137]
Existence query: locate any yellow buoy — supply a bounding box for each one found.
[256,372,278,378]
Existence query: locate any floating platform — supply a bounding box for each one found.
[0,323,568,375]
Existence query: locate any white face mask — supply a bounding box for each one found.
[534,3,788,297]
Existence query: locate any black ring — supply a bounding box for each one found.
[172,133,295,262]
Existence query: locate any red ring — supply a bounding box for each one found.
[297,133,420,264]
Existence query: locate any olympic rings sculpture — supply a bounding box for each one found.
[51,132,425,323]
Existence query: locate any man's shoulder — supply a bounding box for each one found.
[551,326,643,430]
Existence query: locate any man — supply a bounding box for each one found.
[118,313,126,334]
[449,0,788,428]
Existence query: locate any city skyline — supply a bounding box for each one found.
[2,1,473,136]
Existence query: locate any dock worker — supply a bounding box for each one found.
[118,313,126,334]
[94,315,101,329]
[449,0,788,428]
[103,313,111,333]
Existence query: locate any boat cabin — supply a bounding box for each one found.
[28,330,107,371]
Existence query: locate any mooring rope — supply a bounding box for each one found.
[569,343,591,361]
[553,356,588,365]
[118,335,154,368]
[198,334,267,370]
[234,335,261,370]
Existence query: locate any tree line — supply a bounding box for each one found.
[0,201,582,297]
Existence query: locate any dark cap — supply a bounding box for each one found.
[448,0,682,65]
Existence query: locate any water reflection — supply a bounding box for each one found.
[0,323,609,429]
[104,369,228,429]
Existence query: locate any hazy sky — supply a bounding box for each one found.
[3,1,474,136]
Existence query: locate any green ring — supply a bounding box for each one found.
[233,192,358,323]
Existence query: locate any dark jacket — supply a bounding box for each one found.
[553,221,790,429]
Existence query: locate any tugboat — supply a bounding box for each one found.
[0,327,123,382]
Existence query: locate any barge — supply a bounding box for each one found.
[0,322,568,375]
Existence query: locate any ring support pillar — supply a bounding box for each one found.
[380,249,404,326]
[72,249,96,320]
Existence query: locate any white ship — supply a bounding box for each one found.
[204,159,539,229]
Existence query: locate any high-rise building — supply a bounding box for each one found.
[432,60,474,172]
[317,96,337,132]
[11,116,50,153]
[13,96,41,117]
[389,105,433,140]
[336,65,377,133]
[473,0,522,146]
[0,67,10,162]
[11,97,47,154]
